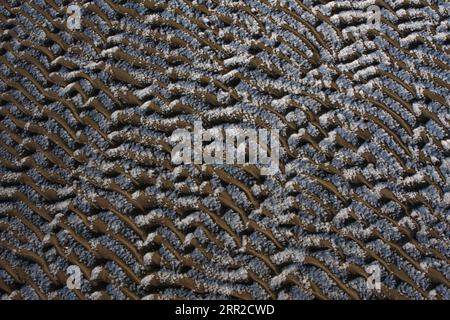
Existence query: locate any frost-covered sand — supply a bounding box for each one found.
[0,0,449,300]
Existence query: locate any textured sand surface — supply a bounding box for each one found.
[0,0,449,300]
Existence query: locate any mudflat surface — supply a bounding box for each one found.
[0,1,449,300]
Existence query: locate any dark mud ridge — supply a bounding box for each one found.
[0,0,449,300]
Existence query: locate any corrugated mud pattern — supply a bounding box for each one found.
[0,0,449,300]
